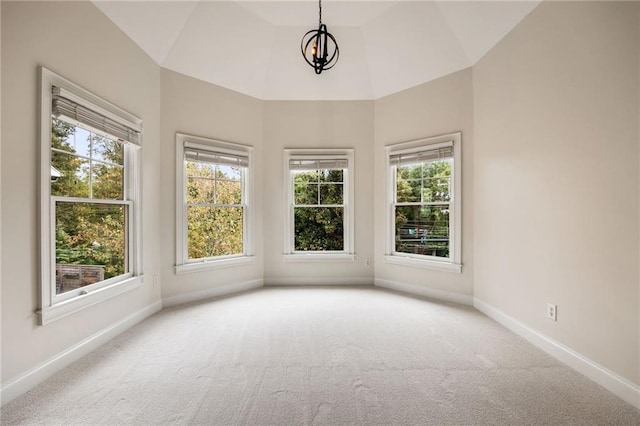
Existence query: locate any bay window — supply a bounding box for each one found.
[284,149,354,261]
[175,134,254,273]
[40,67,143,324]
[385,133,462,272]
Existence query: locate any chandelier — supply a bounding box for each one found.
[300,0,339,74]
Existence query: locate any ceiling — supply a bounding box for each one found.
[93,1,540,100]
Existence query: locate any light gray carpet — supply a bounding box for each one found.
[2,287,639,425]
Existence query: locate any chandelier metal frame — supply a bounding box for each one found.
[300,0,339,75]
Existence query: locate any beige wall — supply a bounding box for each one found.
[373,69,474,298]
[473,1,640,384]
[2,0,640,403]
[262,101,375,284]
[1,2,162,382]
[160,69,264,298]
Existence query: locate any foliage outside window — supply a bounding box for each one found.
[284,150,354,260]
[40,67,142,324]
[386,133,461,272]
[176,134,253,273]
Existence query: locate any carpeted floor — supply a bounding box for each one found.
[2,287,639,425]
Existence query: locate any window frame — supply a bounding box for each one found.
[175,133,255,274]
[384,133,462,273]
[39,67,143,325]
[283,148,355,262]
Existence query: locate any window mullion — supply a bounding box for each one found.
[317,170,321,205]
[420,161,424,203]
[88,131,93,199]
[214,166,218,204]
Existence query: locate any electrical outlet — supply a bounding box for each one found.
[547,303,557,321]
[153,275,159,288]
[365,258,371,267]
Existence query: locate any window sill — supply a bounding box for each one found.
[384,255,462,273]
[38,275,143,325]
[283,253,355,263]
[175,256,256,274]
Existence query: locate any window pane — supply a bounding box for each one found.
[295,183,318,205]
[423,159,451,178]
[293,171,319,184]
[92,163,124,200]
[421,160,451,202]
[186,161,216,178]
[396,179,420,203]
[187,206,243,259]
[217,180,242,204]
[71,126,91,158]
[319,169,343,183]
[187,177,215,204]
[319,183,343,204]
[92,134,124,165]
[397,164,421,180]
[51,151,90,198]
[51,118,77,154]
[217,165,242,181]
[55,201,127,294]
[395,205,450,258]
[422,177,451,202]
[294,207,344,251]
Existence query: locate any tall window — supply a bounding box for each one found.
[40,68,142,324]
[175,134,254,273]
[385,133,461,272]
[284,149,354,260]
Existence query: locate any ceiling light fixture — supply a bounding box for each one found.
[301,0,339,75]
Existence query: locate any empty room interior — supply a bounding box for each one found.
[1,0,640,424]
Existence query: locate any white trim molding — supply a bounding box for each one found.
[38,275,144,324]
[374,278,473,306]
[474,298,640,410]
[384,255,462,273]
[265,276,373,286]
[175,256,256,274]
[1,301,162,406]
[162,279,263,308]
[283,253,355,263]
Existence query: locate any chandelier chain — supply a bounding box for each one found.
[319,0,322,25]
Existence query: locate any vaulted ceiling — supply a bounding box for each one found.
[93,1,540,100]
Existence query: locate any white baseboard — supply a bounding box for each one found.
[264,276,373,286]
[1,300,162,406]
[474,298,640,410]
[162,279,263,307]
[374,278,473,306]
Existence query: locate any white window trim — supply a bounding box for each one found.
[175,133,255,274]
[283,148,355,262]
[384,133,462,273]
[39,67,143,325]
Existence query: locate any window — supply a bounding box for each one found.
[39,67,143,324]
[284,149,354,261]
[175,134,254,273]
[385,133,462,272]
